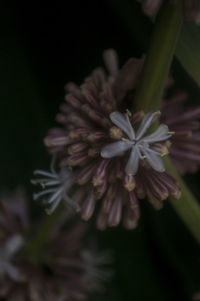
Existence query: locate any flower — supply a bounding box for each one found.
[161,91,200,175]
[101,110,172,175]
[32,159,80,214]
[0,190,110,301]
[40,49,181,229]
[138,0,200,23]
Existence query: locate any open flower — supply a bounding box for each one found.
[0,190,110,301]
[101,111,171,175]
[39,49,181,229]
[32,162,80,214]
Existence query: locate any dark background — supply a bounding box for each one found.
[1,0,200,300]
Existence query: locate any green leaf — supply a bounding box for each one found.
[176,23,200,86]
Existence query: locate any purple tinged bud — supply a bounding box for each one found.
[102,185,117,213]
[147,192,163,210]
[68,143,88,155]
[123,206,140,229]
[123,175,136,192]
[128,191,139,209]
[95,180,107,199]
[69,128,89,140]
[108,193,122,227]
[81,104,111,128]
[66,152,89,166]
[81,189,96,221]
[65,94,82,109]
[96,211,108,230]
[77,163,97,185]
[87,131,107,142]
[93,159,110,187]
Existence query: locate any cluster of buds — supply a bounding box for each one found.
[33,49,192,229]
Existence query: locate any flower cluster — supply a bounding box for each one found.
[0,190,109,301]
[33,49,183,230]
[138,0,200,23]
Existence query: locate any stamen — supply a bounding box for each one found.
[126,109,132,116]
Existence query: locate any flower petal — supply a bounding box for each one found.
[110,111,135,140]
[136,111,161,140]
[142,124,171,143]
[125,146,140,175]
[142,148,165,172]
[101,141,131,158]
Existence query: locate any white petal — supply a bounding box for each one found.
[5,235,23,257]
[101,141,131,158]
[4,262,21,281]
[136,111,160,140]
[47,187,63,204]
[125,146,140,175]
[142,124,171,143]
[46,196,62,214]
[34,170,58,179]
[110,111,135,140]
[142,148,165,172]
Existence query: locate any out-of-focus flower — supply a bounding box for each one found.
[32,160,80,214]
[138,0,200,23]
[161,91,200,175]
[41,49,180,229]
[0,190,110,301]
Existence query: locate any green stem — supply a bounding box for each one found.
[132,1,200,243]
[24,203,64,261]
[135,1,183,112]
[164,157,200,243]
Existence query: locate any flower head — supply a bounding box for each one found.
[0,190,110,301]
[39,49,181,229]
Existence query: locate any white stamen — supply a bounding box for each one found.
[32,161,80,213]
[0,235,23,281]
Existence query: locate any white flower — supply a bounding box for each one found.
[101,111,172,175]
[0,235,23,280]
[32,161,80,214]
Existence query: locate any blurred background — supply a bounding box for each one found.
[1,0,200,300]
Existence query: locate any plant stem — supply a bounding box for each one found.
[132,1,200,243]
[135,1,183,113]
[24,203,64,261]
[164,157,200,244]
